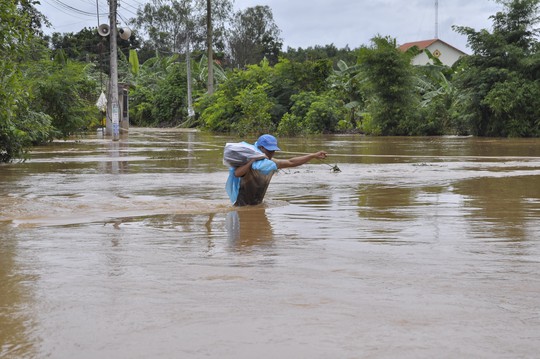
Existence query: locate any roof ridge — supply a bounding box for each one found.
[398,38,465,54]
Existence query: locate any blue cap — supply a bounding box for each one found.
[257,134,280,151]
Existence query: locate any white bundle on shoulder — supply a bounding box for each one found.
[223,142,266,167]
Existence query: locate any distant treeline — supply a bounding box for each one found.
[1,0,539,162]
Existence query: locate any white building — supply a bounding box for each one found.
[399,38,466,67]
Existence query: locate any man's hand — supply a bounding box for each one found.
[313,151,328,159]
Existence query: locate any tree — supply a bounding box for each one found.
[327,59,367,130]
[16,0,50,36]
[413,51,467,135]
[357,35,420,135]
[283,44,357,65]
[131,0,231,56]
[197,59,275,132]
[1,0,46,161]
[228,5,282,68]
[46,27,140,73]
[453,0,540,136]
[25,58,98,138]
[196,56,338,135]
[277,91,346,135]
[152,62,189,126]
[234,83,275,136]
[131,0,232,119]
[132,0,191,54]
[127,54,179,126]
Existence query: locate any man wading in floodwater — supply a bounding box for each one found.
[225,134,328,206]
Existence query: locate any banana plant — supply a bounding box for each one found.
[194,54,227,90]
[129,49,140,78]
[327,59,367,126]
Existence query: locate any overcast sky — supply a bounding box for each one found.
[37,0,502,53]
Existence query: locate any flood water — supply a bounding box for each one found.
[1,128,539,358]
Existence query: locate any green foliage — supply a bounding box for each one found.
[0,60,26,162]
[0,95,55,161]
[482,75,540,136]
[198,59,275,132]
[50,28,103,63]
[276,113,302,136]
[228,5,283,67]
[357,112,380,135]
[1,0,51,162]
[276,91,315,135]
[129,49,140,76]
[277,91,345,135]
[25,59,98,137]
[197,57,335,134]
[197,90,239,132]
[127,54,179,126]
[47,27,139,77]
[452,0,540,136]
[129,86,156,126]
[194,54,228,90]
[357,35,420,135]
[414,64,466,135]
[132,0,195,54]
[283,44,357,66]
[233,84,275,136]
[327,59,367,129]
[131,0,232,56]
[274,58,333,94]
[127,51,228,128]
[18,111,55,144]
[3,0,539,160]
[303,95,345,133]
[152,63,188,126]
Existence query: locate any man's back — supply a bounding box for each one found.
[235,167,275,206]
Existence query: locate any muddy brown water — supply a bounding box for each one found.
[1,128,539,358]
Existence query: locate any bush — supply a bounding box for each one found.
[28,60,98,137]
[277,91,345,135]
[152,63,188,126]
[233,84,276,136]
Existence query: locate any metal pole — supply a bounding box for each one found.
[109,0,120,141]
[435,0,439,39]
[186,38,194,118]
[206,0,214,95]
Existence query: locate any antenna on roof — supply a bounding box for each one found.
[435,0,439,38]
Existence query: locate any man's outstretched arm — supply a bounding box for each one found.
[274,151,327,169]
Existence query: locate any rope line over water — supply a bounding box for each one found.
[279,151,540,161]
[121,130,540,161]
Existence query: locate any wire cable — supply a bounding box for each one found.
[48,0,102,16]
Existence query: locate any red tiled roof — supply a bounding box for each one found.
[399,39,438,51]
[398,38,466,54]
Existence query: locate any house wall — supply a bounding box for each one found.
[411,41,465,67]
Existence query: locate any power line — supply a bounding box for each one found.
[48,0,104,16]
[120,1,140,14]
[117,12,130,25]
[42,0,142,35]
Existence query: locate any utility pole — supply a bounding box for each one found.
[109,0,120,141]
[186,37,194,117]
[435,0,439,39]
[206,0,214,95]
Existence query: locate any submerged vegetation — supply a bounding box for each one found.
[1,0,539,162]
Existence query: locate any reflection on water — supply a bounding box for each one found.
[102,140,129,174]
[357,185,418,220]
[0,228,37,359]
[226,208,274,250]
[1,131,540,358]
[456,175,540,242]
